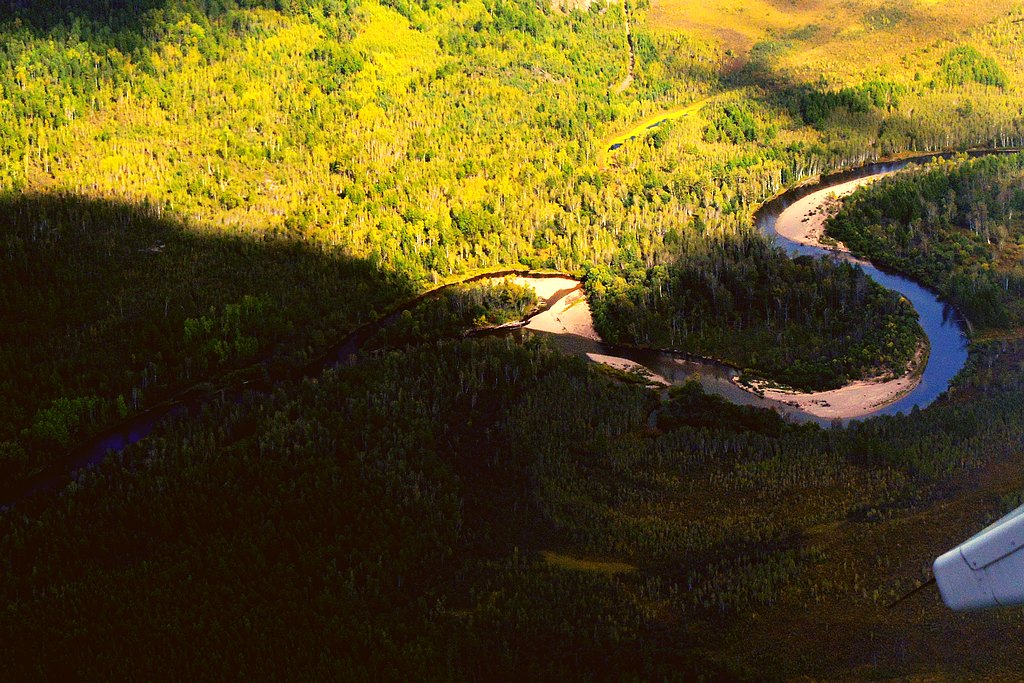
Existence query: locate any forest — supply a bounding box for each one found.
[585,235,922,391]
[4,0,1024,678]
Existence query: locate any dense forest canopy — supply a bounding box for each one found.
[4,0,1024,678]
[587,240,922,391]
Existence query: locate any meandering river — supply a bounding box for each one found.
[757,156,974,419]
[526,155,980,425]
[3,153,1003,507]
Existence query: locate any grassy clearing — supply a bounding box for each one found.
[541,550,638,575]
[645,0,1021,83]
[600,97,709,165]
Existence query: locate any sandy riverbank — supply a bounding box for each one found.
[738,348,923,420]
[585,353,671,386]
[514,277,673,382]
[773,174,894,255]
[514,277,603,341]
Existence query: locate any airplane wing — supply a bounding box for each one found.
[934,503,1024,610]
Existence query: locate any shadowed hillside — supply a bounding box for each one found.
[0,192,415,485]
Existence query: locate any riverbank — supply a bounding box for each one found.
[772,173,893,255]
[512,261,926,420]
[514,276,602,341]
[737,342,926,420]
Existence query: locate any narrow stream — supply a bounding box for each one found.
[0,270,573,507]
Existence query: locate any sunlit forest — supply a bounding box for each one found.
[4,0,1024,678]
